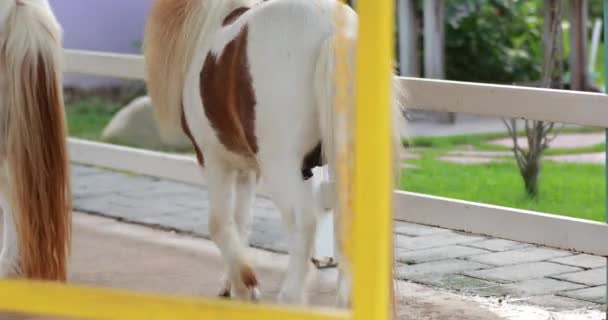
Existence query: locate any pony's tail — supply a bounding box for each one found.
[143,0,207,145]
[314,18,407,312]
[2,1,71,281]
[314,36,407,189]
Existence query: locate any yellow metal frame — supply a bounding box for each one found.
[0,0,395,319]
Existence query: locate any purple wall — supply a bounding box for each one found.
[49,0,152,88]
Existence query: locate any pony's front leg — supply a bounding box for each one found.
[206,159,260,301]
[0,173,19,278]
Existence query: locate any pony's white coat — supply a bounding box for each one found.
[147,0,405,306]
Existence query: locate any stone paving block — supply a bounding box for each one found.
[394,221,451,237]
[168,194,210,211]
[395,232,485,251]
[113,196,191,217]
[559,286,606,304]
[397,259,489,280]
[73,172,158,199]
[516,295,601,311]
[413,274,498,293]
[466,247,572,266]
[469,284,517,298]
[120,182,203,199]
[251,198,280,219]
[128,191,210,211]
[497,278,586,297]
[137,211,208,235]
[464,262,582,283]
[72,165,107,177]
[75,194,139,219]
[463,239,530,252]
[550,254,607,269]
[397,245,490,264]
[249,217,288,253]
[551,268,607,286]
[254,197,275,209]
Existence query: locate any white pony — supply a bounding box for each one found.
[144,0,404,306]
[0,0,71,281]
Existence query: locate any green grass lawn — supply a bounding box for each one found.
[401,155,605,222]
[66,97,121,141]
[401,132,606,222]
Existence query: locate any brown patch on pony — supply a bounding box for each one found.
[222,7,249,26]
[240,265,259,288]
[200,26,258,159]
[180,104,205,166]
[302,142,324,180]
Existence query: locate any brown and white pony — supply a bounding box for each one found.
[144,0,404,306]
[0,0,71,281]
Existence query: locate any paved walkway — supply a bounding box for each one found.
[0,213,514,320]
[72,164,607,314]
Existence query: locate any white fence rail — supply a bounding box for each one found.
[64,49,608,257]
[64,50,144,80]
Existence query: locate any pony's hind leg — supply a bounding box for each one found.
[219,170,257,299]
[0,167,19,278]
[264,162,317,305]
[334,212,352,308]
[235,171,256,246]
[206,159,259,301]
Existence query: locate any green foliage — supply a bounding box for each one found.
[588,0,603,20]
[444,0,544,84]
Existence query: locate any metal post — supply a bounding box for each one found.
[354,0,394,319]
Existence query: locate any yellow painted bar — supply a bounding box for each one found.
[0,280,350,320]
[352,0,395,319]
[0,1,395,319]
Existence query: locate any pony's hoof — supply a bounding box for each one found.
[250,287,261,302]
[218,288,231,299]
[233,286,261,302]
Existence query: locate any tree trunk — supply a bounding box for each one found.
[569,0,588,91]
[505,0,563,199]
[398,0,419,76]
[544,0,564,89]
[423,0,454,123]
[521,157,541,197]
[423,0,444,79]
